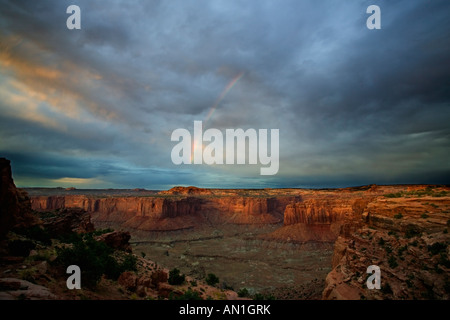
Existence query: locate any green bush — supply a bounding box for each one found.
[54,235,136,287]
[54,236,113,287]
[238,288,250,298]
[14,226,52,245]
[421,213,429,219]
[394,213,403,219]
[378,238,385,246]
[170,289,202,300]
[168,268,185,285]
[253,293,275,300]
[205,273,219,286]
[384,193,402,198]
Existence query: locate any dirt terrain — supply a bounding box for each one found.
[24,184,450,299]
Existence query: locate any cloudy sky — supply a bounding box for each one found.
[1,0,449,189]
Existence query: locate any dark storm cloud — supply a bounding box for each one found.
[0,0,449,188]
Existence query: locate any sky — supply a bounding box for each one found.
[0,0,449,189]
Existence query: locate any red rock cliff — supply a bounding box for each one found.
[0,158,37,238]
[30,193,299,231]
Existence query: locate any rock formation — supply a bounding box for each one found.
[322,193,450,300]
[30,191,299,231]
[0,158,37,239]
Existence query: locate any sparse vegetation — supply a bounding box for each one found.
[205,273,219,287]
[421,213,429,219]
[253,293,275,300]
[170,289,202,300]
[388,256,398,268]
[427,242,447,255]
[168,268,185,285]
[381,282,393,294]
[397,245,408,256]
[394,213,403,219]
[238,288,250,298]
[384,188,448,198]
[13,225,52,245]
[405,226,422,238]
[53,234,137,288]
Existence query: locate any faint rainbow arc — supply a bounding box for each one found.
[191,72,245,163]
[204,72,245,124]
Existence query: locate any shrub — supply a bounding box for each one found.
[190,280,197,287]
[388,256,398,268]
[427,242,447,255]
[421,213,429,219]
[238,288,250,298]
[381,283,393,294]
[410,240,418,247]
[394,213,403,219]
[14,226,52,245]
[378,238,385,246]
[253,293,275,300]
[120,254,137,272]
[54,235,137,287]
[54,236,113,287]
[384,193,402,198]
[170,289,202,300]
[205,273,219,286]
[168,268,185,285]
[405,226,421,239]
[397,245,407,256]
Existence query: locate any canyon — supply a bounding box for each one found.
[25,184,450,299]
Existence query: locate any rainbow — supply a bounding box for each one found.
[204,72,244,124]
[191,72,244,163]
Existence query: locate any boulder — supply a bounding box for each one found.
[95,231,132,252]
[118,271,137,292]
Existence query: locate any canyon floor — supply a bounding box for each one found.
[106,223,334,299]
[17,184,450,300]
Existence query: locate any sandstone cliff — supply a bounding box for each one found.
[0,158,37,238]
[265,196,372,243]
[30,192,299,231]
[323,190,450,300]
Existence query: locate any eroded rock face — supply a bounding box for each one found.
[96,231,132,252]
[30,193,298,230]
[42,207,95,237]
[0,158,37,239]
[0,278,57,300]
[323,193,450,300]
